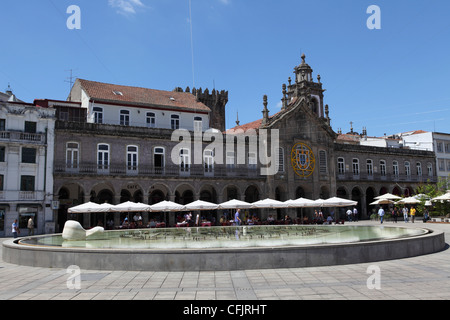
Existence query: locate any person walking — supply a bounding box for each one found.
[353,207,358,222]
[402,206,409,223]
[27,217,35,236]
[12,219,20,238]
[410,206,416,223]
[378,207,385,224]
[392,207,398,223]
[234,208,241,226]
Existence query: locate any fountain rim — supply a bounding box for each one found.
[11,224,433,253]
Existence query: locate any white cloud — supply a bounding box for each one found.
[108,0,145,15]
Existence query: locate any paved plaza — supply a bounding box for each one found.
[1,220,449,301]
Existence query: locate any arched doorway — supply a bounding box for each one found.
[366,187,376,219]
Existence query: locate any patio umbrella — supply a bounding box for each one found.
[251,198,287,209]
[111,201,151,212]
[184,200,219,211]
[217,199,253,209]
[370,199,395,205]
[321,197,358,207]
[68,202,102,213]
[396,197,421,205]
[374,193,402,200]
[431,193,450,202]
[284,197,316,208]
[149,200,185,212]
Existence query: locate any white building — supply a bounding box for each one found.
[67,79,212,132]
[0,92,56,236]
[400,130,450,185]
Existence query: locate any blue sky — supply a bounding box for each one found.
[1,0,450,136]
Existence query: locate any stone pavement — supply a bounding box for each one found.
[1,220,449,301]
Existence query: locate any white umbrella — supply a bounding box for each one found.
[431,192,450,202]
[111,201,151,212]
[284,197,316,208]
[184,200,219,211]
[375,193,402,200]
[218,199,253,209]
[251,198,287,209]
[321,197,358,207]
[149,200,185,212]
[311,198,326,207]
[370,199,395,205]
[396,197,421,205]
[68,202,102,213]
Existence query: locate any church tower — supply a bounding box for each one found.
[284,54,326,118]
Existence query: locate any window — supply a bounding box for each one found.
[127,145,138,171]
[436,141,443,153]
[248,152,257,171]
[277,148,285,172]
[20,175,35,191]
[180,148,190,173]
[445,143,450,153]
[0,119,5,131]
[194,116,202,132]
[171,115,180,130]
[93,107,103,124]
[447,160,450,172]
[380,160,387,176]
[66,142,79,169]
[97,144,110,171]
[405,161,411,176]
[416,162,422,176]
[0,146,5,162]
[120,110,130,126]
[366,159,373,176]
[226,151,235,169]
[352,158,359,175]
[113,90,123,96]
[154,147,165,174]
[319,150,327,174]
[22,148,36,164]
[337,158,345,175]
[428,163,433,177]
[204,149,214,173]
[439,159,445,171]
[393,161,399,176]
[24,121,37,133]
[146,112,156,128]
[0,174,3,191]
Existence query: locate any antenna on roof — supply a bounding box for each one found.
[65,69,78,101]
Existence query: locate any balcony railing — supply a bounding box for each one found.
[336,172,437,183]
[0,131,45,144]
[54,162,263,179]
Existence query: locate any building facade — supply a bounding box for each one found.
[51,55,437,231]
[0,93,56,236]
[400,130,450,187]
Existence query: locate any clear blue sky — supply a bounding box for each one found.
[2,0,450,136]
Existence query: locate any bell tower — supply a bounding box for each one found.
[285,54,326,118]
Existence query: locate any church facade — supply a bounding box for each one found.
[52,55,437,231]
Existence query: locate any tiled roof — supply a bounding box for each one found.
[76,79,211,113]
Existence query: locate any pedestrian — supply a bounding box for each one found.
[378,207,385,224]
[234,208,241,226]
[346,208,352,222]
[392,207,398,223]
[410,206,416,223]
[402,206,409,223]
[12,219,20,238]
[353,207,358,222]
[27,217,35,236]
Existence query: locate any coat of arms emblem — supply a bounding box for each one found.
[291,142,315,177]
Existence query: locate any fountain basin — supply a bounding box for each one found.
[2,225,445,271]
